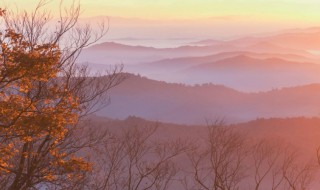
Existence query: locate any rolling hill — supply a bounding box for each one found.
[98,74,320,124]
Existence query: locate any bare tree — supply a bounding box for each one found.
[188,124,248,190]
[246,139,316,190]
[280,150,316,190]
[85,125,188,190]
[250,140,284,190]
[187,125,317,190]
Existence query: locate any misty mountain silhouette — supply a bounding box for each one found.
[97,74,320,124]
[90,115,320,160]
[78,27,320,93]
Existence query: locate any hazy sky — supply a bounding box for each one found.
[78,0,320,22]
[2,0,320,45]
[4,0,320,21]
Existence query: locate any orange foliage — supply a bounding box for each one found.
[0,9,90,187]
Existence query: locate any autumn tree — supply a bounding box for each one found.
[0,1,123,189]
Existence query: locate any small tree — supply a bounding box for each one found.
[188,124,248,190]
[251,140,316,190]
[0,1,123,189]
[187,125,317,190]
[85,125,188,190]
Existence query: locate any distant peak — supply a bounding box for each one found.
[88,41,157,50]
[225,54,254,61]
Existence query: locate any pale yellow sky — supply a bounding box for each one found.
[78,0,319,18]
[2,0,320,43]
[3,0,320,22]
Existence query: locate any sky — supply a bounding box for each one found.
[77,0,320,22]
[4,0,320,22]
[2,0,320,46]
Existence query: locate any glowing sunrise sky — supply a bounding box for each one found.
[3,0,320,46]
[4,0,320,22]
[78,0,320,22]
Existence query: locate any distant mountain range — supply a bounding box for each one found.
[79,27,320,65]
[78,27,320,91]
[192,29,320,50]
[79,39,313,65]
[98,74,320,124]
[79,51,320,91]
